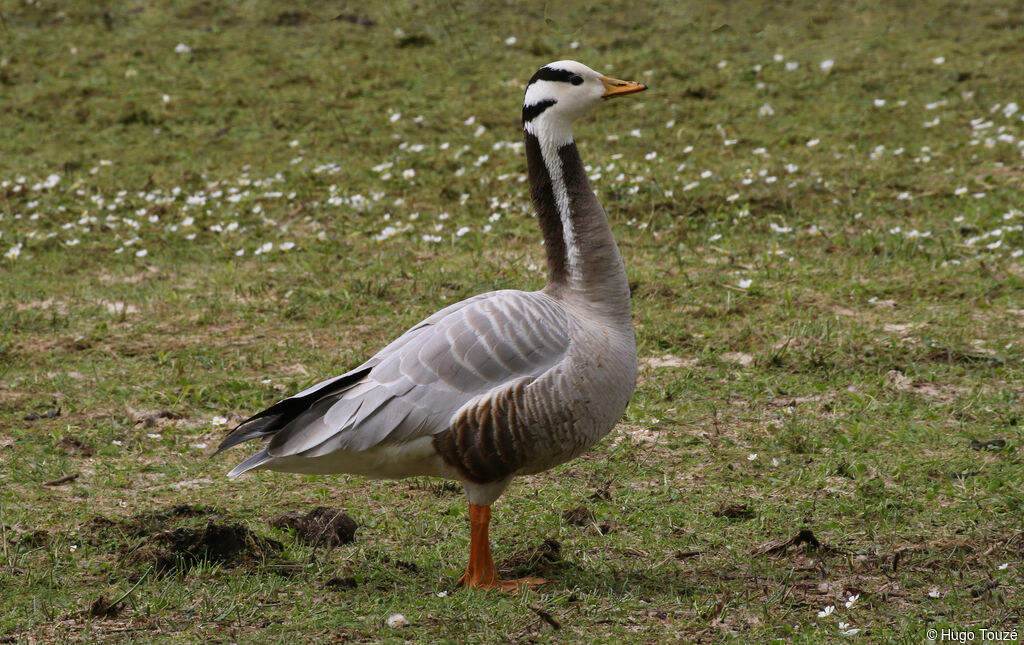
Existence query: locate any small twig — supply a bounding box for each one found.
[529,604,561,630]
[43,473,80,487]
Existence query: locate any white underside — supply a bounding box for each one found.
[256,436,453,479]
[244,436,514,506]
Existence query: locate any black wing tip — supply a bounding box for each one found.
[212,415,280,457]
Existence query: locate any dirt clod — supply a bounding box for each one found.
[125,405,182,428]
[325,576,358,590]
[754,529,823,556]
[501,539,566,578]
[24,408,61,421]
[562,505,595,526]
[588,479,614,501]
[87,595,122,618]
[57,436,94,457]
[594,521,617,535]
[128,521,281,574]
[970,438,1006,450]
[713,503,755,519]
[268,506,357,548]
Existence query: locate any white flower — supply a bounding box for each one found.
[874,98,886,107]
[211,416,228,426]
[820,59,834,72]
[162,94,172,104]
[806,139,820,147]
[840,627,861,636]
[280,241,295,251]
[504,36,517,45]
[147,433,161,439]
[844,594,859,608]
[785,61,799,71]
[630,129,642,138]
[738,279,753,290]
[817,605,835,618]
[389,112,401,123]
[927,588,941,598]
[998,563,1010,570]
[402,169,416,180]
[758,103,775,117]
[746,452,757,460]
[4,244,21,261]
[569,40,580,49]
[174,43,192,54]
[932,56,945,65]
[135,249,148,258]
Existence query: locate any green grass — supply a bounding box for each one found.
[2,0,1023,642]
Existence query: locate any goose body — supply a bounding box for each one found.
[217,61,647,590]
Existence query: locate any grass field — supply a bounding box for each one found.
[2,0,1023,642]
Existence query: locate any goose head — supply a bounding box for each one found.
[523,60,647,142]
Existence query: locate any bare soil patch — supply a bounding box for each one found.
[268,506,358,548]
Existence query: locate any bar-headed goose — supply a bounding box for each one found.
[216,61,647,591]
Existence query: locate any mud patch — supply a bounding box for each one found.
[81,504,218,547]
[268,506,358,548]
[127,521,281,574]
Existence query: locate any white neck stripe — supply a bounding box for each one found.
[525,116,581,283]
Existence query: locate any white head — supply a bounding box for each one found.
[522,60,647,144]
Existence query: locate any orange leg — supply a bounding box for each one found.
[456,503,555,592]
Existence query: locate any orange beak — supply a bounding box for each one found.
[599,75,648,100]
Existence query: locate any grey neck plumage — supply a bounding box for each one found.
[523,122,631,320]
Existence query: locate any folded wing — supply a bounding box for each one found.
[217,290,569,471]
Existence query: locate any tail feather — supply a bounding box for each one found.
[212,365,375,463]
[227,449,273,478]
[212,415,282,457]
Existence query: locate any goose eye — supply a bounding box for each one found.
[570,75,583,86]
